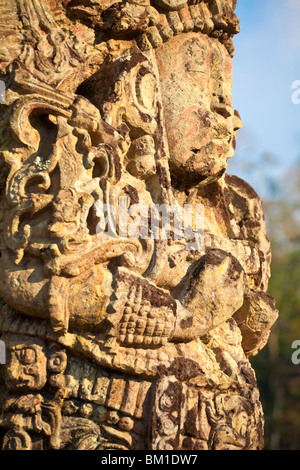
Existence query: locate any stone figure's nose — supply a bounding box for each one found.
[211,93,234,120]
[233,110,243,132]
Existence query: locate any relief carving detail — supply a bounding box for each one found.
[0,0,278,450]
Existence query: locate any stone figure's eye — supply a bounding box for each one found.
[185,62,207,77]
[18,348,36,365]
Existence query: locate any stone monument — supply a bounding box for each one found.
[0,0,278,450]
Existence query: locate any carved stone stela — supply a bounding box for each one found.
[0,0,278,450]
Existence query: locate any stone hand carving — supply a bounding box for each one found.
[0,0,278,450]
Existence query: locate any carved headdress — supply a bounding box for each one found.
[66,0,240,56]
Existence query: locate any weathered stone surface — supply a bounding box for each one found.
[234,291,279,357]
[0,0,277,450]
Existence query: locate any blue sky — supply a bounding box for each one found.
[228,0,300,198]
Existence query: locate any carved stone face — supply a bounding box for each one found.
[2,335,47,392]
[210,395,253,450]
[156,32,242,185]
